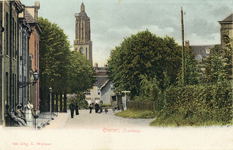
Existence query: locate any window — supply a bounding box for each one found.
[86,48,88,58]
[206,49,210,54]
[85,90,91,95]
[6,72,8,105]
[12,18,14,58]
[110,84,114,90]
[98,88,100,95]
[5,12,8,55]
[195,55,202,62]
[80,47,84,54]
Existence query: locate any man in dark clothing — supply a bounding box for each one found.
[89,104,93,113]
[69,102,75,118]
[76,103,79,115]
[95,103,99,113]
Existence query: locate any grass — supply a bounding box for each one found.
[115,109,156,119]
[149,111,233,127]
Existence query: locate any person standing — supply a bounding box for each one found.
[69,102,75,118]
[95,103,99,113]
[24,101,33,126]
[89,104,93,113]
[76,103,79,115]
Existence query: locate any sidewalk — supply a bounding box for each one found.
[42,110,70,130]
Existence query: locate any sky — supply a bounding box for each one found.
[20,0,233,67]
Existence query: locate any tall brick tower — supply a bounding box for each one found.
[74,3,93,66]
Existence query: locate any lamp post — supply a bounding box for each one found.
[121,90,131,110]
[49,87,52,121]
[19,70,39,88]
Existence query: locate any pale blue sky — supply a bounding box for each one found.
[20,0,233,66]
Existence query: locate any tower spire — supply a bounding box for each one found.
[81,3,85,12]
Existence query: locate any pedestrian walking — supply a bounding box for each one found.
[95,103,99,113]
[89,104,93,113]
[76,103,79,115]
[69,102,75,118]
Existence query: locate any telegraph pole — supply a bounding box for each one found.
[181,7,185,86]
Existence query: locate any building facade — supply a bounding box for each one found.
[18,5,31,110]
[85,63,108,104]
[1,1,24,126]
[25,2,41,114]
[99,80,115,104]
[74,3,93,66]
[218,13,233,49]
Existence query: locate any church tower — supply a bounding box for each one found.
[74,3,93,65]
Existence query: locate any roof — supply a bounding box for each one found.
[99,79,110,90]
[191,45,216,57]
[223,13,233,21]
[24,9,42,35]
[94,77,109,88]
[25,9,35,24]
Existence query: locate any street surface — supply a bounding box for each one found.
[0,109,232,150]
[64,109,154,130]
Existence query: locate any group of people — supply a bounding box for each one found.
[8,101,35,126]
[69,102,79,118]
[69,101,114,118]
[89,103,109,114]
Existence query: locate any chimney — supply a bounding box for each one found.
[34,1,40,22]
[185,41,189,50]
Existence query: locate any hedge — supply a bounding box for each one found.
[152,81,233,126]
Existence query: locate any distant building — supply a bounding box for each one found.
[85,63,108,104]
[74,3,93,66]
[99,80,114,104]
[186,13,233,72]
[218,13,233,49]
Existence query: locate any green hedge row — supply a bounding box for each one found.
[152,81,232,126]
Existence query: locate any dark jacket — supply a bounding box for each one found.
[69,103,75,110]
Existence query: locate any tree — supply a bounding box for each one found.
[177,47,201,85]
[38,17,71,111]
[108,30,182,99]
[38,17,95,111]
[203,45,224,83]
[67,51,96,93]
[67,92,88,109]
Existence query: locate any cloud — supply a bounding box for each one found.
[20,0,232,67]
[186,33,220,45]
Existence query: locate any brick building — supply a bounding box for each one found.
[25,2,41,114]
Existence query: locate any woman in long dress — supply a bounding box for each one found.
[24,101,33,126]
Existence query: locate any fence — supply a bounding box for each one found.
[127,101,155,111]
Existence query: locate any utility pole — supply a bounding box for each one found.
[181,7,185,86]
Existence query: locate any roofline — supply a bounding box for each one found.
[99,79,110,90]
[218,21,233,24]
[190,44,218,47]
